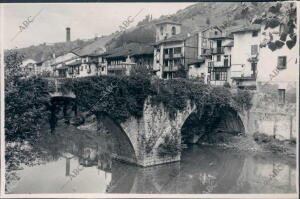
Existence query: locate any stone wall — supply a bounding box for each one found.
[118,97,196,167]
[243,81,297,140]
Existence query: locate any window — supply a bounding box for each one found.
[251,45,258,55]
[278,89,285,104]
[160,26,164,35]
[164,60,168,66]
[203,39,207,47]
[174,47,181,54]
[277,56,287,69]
[210,41,214,48]
[252,31,258,37]
[164,49,169,55]
[171,26,176,35]
[217,55,221,62]
[214,31,218,35]
[210,67,227,81]
[251,62,257,78]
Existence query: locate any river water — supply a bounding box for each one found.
[6,124,297,194]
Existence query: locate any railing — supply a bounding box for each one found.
[173,53,182,58]
[107,64,134,70]
[163,65,179,72]
[202,49,212,55]
[211,47,224,54]
[208,61,213,67]
[164,53,182,59]
[208,60,230,68]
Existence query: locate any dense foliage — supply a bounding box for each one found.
[64,76,252,123]
[5,51,53,142]
[63,75,153,122]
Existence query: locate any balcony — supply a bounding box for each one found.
[173,53,182,58]
[107,63,136,71]
[211,47,224,54]
[164,53,182,59]
[208,60,230,68]
[202,49,212,56]
[163,65,179,72]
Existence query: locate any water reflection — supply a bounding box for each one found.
[6,125,296,194]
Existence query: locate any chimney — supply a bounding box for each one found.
[66,27,71,42]
[52,53,56,59]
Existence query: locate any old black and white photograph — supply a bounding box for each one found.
[0,1,299,198]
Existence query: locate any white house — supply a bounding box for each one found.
[188,26,233,85]
[51,52,80,78]
[21,58,37,76]
[230,24,261,89]
[153,20,199,79]
[206,31,233,86]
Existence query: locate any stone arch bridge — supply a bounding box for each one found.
[97,98,249,167]
[49,78,249,167]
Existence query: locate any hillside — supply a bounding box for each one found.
[8,2,278,61]
[105,2,275,49]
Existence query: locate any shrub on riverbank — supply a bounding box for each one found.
[253,132,296,156]
[5,51,53,143]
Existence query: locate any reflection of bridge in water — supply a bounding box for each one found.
[47,123,295,194]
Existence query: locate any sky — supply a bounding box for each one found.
[2,3,195,50]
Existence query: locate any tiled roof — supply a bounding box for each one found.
[154,32,189,45]
[222,40,234,47]
[230,24,261,34]
[188,58,205,65]
[71,36,113,57]
[156,20,181,26]
[106,43,153,59]
[66,60,82,66]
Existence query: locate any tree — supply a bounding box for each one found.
[254,2,297,50]
[5,50,52,142]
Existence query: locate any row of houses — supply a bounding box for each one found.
[21,20,297,92]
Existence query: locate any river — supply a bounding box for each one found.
[5,124,296,194]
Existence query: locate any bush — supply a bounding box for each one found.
[5,77,52,142]
[157,130,181,158]
[223,82,231,88]
[5,51,53,143]
[253,132,272,143]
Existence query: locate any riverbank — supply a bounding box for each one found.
[197,132,296,158]
[78,118,297,159]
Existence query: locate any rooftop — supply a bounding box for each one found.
[106,43,154,59]
[155,20,181,26]
[66,60,82,66]
[188,58,205,66]
[230,24,261,34]
[154,32,189,45]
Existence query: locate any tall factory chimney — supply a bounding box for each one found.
[66,27,71,42]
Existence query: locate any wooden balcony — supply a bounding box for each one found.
[107,63,136,71]
[211,47,224,54]
[208,60,230,68]
[164,53,182,59]
[163,65,179,72]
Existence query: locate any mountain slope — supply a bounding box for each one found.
[8,2,277,61]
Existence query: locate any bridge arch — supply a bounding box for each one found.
[180,104,246,144]
[96,113,138,164]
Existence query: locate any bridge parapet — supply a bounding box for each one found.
[45,77,76,99]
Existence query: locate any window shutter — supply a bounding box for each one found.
[251,45,258,55]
